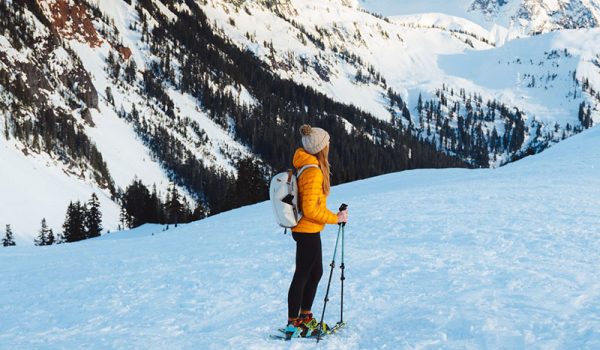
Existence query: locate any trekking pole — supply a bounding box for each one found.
[317,203,347,343]
[339,215,346,326]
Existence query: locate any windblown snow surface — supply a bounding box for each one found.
[1,127,600,349]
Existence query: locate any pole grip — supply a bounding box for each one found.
[338,203,348,227]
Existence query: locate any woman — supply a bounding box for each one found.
[284,124,349,338]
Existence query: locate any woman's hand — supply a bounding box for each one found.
[337,209,348,224]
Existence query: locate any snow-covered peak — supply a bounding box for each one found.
[506,0,600,34]
[360,0,600,39]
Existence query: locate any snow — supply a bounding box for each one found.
[165,88,251,175]
[358,0,600,41]
[201,0,477,122]
[71,0,255,177]
[390,12,503,46]
[68,40,177,192]
[94,0,146,68]
[203,0,600,141]
[151,0,178,22]
[358,0,516,40]
[0,140,121,245]
[439,29,600,126]
[0,0,273,243]
[86,103,171,190]
[1,125,599,348]
[359,0,474,18]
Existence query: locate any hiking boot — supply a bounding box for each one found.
[299,312,314,321]
[299,313,326,337]
[284,319,303,339]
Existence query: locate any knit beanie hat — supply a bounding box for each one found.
[300,124,330,155]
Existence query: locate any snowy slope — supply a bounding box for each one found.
[0,0,254,243]
[0,141,121,246]
[1,126,599,348]
[437,29,600,133]
[0,1,178,243]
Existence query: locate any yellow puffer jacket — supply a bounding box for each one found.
[292,148,338,233]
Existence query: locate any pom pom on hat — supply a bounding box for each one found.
[300,124,330,154]
[300,124,312,136]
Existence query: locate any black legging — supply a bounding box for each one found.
[288,232,323,318]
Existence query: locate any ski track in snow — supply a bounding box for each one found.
[1,128,600,349]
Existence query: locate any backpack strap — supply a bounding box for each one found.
[297,164,319,178]
[295,164,319,219]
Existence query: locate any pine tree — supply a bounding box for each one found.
[192,202,208,220]
[34,218,51,246]
[47,228,55,245]
[122,178,156,227]
[125,59,137,83]
[234,157,268,207]
[105,86,114,106]
[586,105,593,128]
[55,231,65,244]
[85,193,103,238]
[2,224,16,247]
[4,116,9,140]
[149,184,165,224]
[62,202,75,242]
[578,102,586,126]
[62,201,87,242]
[119,205,131,229]
[165,184,183,227]
[107,50,115,67]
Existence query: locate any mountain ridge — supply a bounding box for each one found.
[360,0,600,39]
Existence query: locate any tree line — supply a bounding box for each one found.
[1,177,225,246]
[395,83,595,167]
[1,193,103,246]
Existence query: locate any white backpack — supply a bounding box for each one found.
[269,164,318,230]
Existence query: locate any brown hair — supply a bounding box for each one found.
[316,144,331,195]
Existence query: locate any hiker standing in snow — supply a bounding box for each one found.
[285,124,349,337]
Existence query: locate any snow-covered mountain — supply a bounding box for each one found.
[1,0,462,243]
[1,0,599,244]
[202,0,599,164]
[360,0,600,40]
[1,114,599,349]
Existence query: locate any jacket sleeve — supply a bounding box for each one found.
[299,168,339,225]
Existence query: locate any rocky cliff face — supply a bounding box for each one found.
[0,0,109,186]
[39,0,103,46]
